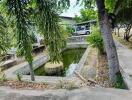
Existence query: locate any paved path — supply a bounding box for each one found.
[0,87,132,100]
[115,40,132,89]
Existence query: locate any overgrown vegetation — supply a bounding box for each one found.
[0,15,10,56]
[0,69,6,83]
[16,73,22,81]
[87,26,104,54]
[0,0,69,81]
[74,9,97,23]
[56,80,78,90]
[114,72,126,89]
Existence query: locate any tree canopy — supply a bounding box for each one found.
[74,9,97,22]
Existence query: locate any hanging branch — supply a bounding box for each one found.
[35,0,66,63]
[5,0,35,81]
[0,14,10,56]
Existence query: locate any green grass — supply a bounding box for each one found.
[114,72,127,89]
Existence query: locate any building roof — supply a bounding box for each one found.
[60,16,74,20]
[75,20,97,26]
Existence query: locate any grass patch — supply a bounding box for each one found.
[114,72,126,89]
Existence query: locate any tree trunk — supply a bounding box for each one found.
[117,28,120,37]
[29,63,35,81]
[96,0,119,84]
[115,28,116,35]
[124,24,132,41]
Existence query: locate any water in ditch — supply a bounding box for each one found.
[34,48,85,76]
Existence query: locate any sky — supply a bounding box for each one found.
[61,0,82,17]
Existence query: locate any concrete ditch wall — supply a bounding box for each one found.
[4,35,90,85]
[0,87,132,100]
[4,42,88,84]
[67,35,88,43]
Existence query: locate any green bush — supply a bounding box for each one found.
[0,69,6,82]
[87,26,104,54]
[16,73,22,81]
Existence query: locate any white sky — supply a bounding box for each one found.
[61,0,82,17]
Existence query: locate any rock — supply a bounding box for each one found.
[44,62,63,75]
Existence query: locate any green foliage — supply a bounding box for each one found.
[0,14,10,55]
[78,0,96,9]
[116,7,132,24]
[87,26,104,54]
[2,0,34,64]
[57,0,70,11]
[74,9,97,22]
[105,0,116,13]
[16,73,22,81]
[0,0,70,65]
[56,80,78,90]
[64,25,74,36]
[34,0,66,62]
[59,26,71,40]
[114,72,126,89]
[74,15,81,23]
[0,69,6,82]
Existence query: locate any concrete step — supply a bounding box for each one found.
[0,87,132,100]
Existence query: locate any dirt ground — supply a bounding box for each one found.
[113,28,132,49]
[81,47,110,87]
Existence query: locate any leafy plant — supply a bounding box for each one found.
[34,0,66,63]
[114,72,126,89]
[16,73,22,81]
[87,26,104,54]
[56,79,78,90]
[0,69,6,82]
[74,9,97,23]
[0,15,10,56]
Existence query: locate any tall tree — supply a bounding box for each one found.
[0,0,123,84]
[75,9,97,22]
[115,0,132,41]
[1,0,35,81]
[34,0,65,62]
[0,0,67,81]
[96,0,119,83]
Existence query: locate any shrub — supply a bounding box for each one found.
[16,73,22,81]
[87,26,104,54]
[0,69,6,82]
[56,79,78,90]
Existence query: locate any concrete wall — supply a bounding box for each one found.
[67,35,88,43]
[60,18,76,26]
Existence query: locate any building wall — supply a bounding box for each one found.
[60,18,76,26]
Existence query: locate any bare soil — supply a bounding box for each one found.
[81,47,110,88]
[95,53,110,87]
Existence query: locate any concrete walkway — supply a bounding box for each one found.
[115,40,132,90]
[0,86,132,100]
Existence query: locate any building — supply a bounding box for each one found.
[60,16,76,27]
